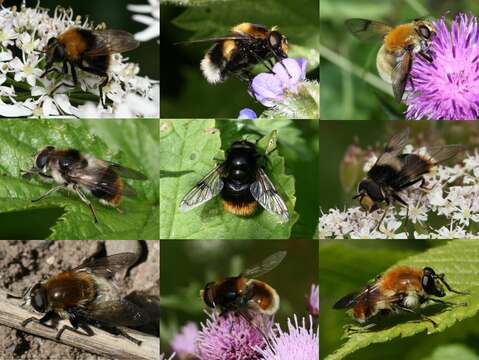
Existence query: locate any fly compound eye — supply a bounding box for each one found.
[203,283,214,307]
[418,25,431,39]
[422,267,444,296]
[35,148,53,169]
[269,31,282,49]
[30,284,47,313]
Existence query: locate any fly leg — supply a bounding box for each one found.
[72,184,98,223]
[55,319,94,340]
[428,297,468,307]
[375,206,389,231]
[97,324,142,345]
[76,63,109,107]
[394,304,437,327]
[390,192,409,229]
[21,311,56,329]
[436,274,470,295]
[344,322,376,335]
[31,185,65,202]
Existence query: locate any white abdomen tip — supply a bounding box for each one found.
[201,56,222,84]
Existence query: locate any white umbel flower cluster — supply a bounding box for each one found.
[128,0,159,42]
[0,2,159,118]
[318,146,479,239]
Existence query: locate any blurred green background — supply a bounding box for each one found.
[5,0,159,80]
[319,121,479,214]
[160,0,319,118]
[160,239,318,356]
[320,240,479,359]
[320,0,479,120]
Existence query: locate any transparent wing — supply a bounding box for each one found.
[241,251,287,278]
[106,161,148,180]
[250,168,289,223]
[391,51,412,102]
[73,253,137,277]
[81,299,149,327]
[374,128,410,167]
[68,163,137,197]
[345,18,392,41]
[426,144,465,164]
[333,282,381,309]
[179,163,225,212]
[85,29,139,57]
[391,144,465,188]
[175,36,249,45]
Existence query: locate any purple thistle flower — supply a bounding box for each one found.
[195,311,269,360]
[306,284,319,318]
[256,315,319,360]
[238,107,258,119]
[170,322,199,359]
[251,58,307,107]
[405,14,479,120]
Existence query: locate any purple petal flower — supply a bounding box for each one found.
[405,14,479,120]
[238,107,258,119]
[195,311,269,360]
[256,315,319,360]
[250,72,285,107]
[170,322,199,359]
[306,284,319,318]
[251,58,308,107]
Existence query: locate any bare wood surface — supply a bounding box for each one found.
[0,289,159,360]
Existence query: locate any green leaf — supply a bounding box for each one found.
[160,119,297,239]
[172,0,319,70]
[423,344,479,360]
[327,240,479,360]
[0,119,159,240]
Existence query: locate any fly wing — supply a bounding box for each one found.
[105,161,148,180]
[67,162,137,198]
[426,144,465,165]
[175,36,249,45]
[73,253,137,277]
[391,50,412,102]
[81,299,149,327]
[85,29,139,57]
[179,163,225,212]
[345,18,392,41]
[391,144,465,189]
[333,291,361,309]
[333,282,381,309]
[241,251,287,278]
[374,128,410,167]
[383,128,410,155]
[250,168,289,223]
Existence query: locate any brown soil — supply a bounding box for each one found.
[0,240,159,360]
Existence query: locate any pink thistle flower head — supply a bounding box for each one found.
[405,14,479,120]
[256,315,319,360]
[306,284,319,317]
[170,322,199,359]
[195,311,269,360]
